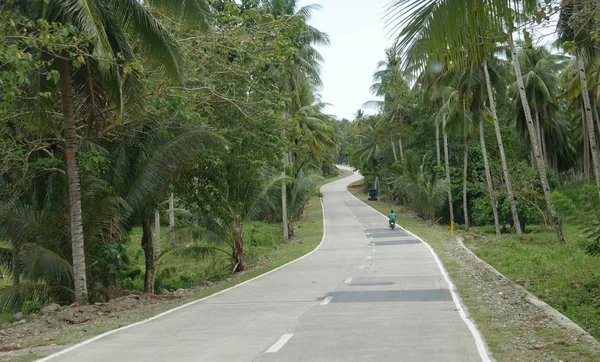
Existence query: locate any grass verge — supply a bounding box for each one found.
[462,225,600,339]
[347,180,600,362]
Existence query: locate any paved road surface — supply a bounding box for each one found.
[44,169,489,362]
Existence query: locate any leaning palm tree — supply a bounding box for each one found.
[511,39,566,166]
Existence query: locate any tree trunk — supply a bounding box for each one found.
[232,217,247,272]
[462,139,469,231]
[154,209,161,257]
[535,110,546,165]
[398,137,404,161]
[483,59,522,234]
[578,53,600,200]
[11,238,20,311]
[479,118,500,234]
[169,193,175,231]
[593,96,600,145]
[583,101,591,183]
[533,109,546,162]
[281,117,289,244]
[443,126,454,229]
[141,218,155,294]
[11,239,19,287]
[509,34,565,243]
[58,54,89,304]
[436,123,441,167]
[391,140,398,163]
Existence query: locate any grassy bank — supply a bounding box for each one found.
[347,180,600,361]
[462,226,600,339]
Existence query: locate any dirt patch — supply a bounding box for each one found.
[0,290,198,361]
[439,234,600,361]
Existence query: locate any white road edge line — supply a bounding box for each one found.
[348,189,492,362]
[37,194,330,361]
[320,296,333,306]
[266,334,294,353]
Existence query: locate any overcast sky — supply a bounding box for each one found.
[298,0,395,120]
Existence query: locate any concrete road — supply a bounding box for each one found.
[43,171,489,362]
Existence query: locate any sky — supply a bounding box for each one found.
[298,0,395,121]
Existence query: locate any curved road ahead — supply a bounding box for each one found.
[44,169,489,362]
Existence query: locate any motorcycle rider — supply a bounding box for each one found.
[388,210,397,227]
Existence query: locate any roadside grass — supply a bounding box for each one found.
[463,225,600,340]
[347,180,600,361]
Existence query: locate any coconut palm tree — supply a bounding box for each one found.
[558,1,600,200]
[107,123,223,293]
[387,0,566,241]
[367,47,412,162]
[511,39,567,166]
[261,0,329,244]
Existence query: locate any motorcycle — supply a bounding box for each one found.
[389,220,396,230]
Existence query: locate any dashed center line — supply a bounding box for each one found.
[367,256,372,260]
[358,265,365,270]
[320,296,333,305]
[344,277,352,284]
[266,334,294,353]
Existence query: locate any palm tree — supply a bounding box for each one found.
[262,0,329,244]
[387,0,566,241]
[367,47,412,162]
[558,1,600,200]
[391,151,448,221]
[436,77,477,231]
[511,39,566,165]
[11,0,210,303]
[108,124,223,294]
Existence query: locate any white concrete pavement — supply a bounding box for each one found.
[42,170,489,362]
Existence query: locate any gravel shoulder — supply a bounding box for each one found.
[348,184,600,362]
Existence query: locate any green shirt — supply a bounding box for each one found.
[389,212,397,221]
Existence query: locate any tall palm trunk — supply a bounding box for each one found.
[462,138,469,231]
[281,114,289,243]
[154,209,161,256]
[436,123,441,167]
[398,137,404,161]
[391,140,398,162]
[479,118,500,234]
[483,60,522,234]
[141,217,155,294]
[534,110,546,164]
[169,193,175,231]
[58,54,89,304]
[443,126,455,233]
[593,96,600,143]
[583,100,591,183]
[509,34,565,243]
[577,53,600,200]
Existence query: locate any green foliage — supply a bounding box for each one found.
[389,151,448,221]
